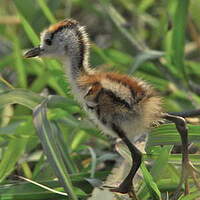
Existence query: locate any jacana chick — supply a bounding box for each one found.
[24,19,189,195]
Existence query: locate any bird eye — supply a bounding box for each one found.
[45,39,52,46]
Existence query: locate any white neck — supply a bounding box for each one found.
[62,26,90,98]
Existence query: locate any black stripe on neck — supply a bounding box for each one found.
[75,28,85,69]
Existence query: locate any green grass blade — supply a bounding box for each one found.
[33,100,78,200]
[0,89,76,110]
[180,191,200,200]
[140,162,161,200]
[50,121,78,174]
[8,32,27,88]
[0,134,28,182]
[0,174,93,200]
[0,89,43,110]
[129,50,164,74]
[170,0,189,78]
[70,130,87,151]
[138,146,172,199]
[18,176,68,196]
[29,70,51,92]
[0,180,67,200]
[38,0,57,24]
[144,154,200,165]
[17,13,40,46]
[100,1,146,51]
[147,124,200,146]
[87,147,97,178]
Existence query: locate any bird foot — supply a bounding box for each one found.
[102,184,131,194]
[172,161,200,200]
[102,184,138,199]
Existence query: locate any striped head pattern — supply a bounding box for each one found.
[24,19,89,61]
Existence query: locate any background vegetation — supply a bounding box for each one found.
[0,0,200,199]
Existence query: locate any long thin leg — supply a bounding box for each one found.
[109,123,142,194]
[163,113,189,198]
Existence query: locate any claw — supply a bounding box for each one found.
[102,184,131,194]
[102,184,138,200]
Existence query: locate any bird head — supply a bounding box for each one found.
[24,19,81,59]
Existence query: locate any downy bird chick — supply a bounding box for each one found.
[24,19,187,195]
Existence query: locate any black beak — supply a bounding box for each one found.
[24,47,41,58]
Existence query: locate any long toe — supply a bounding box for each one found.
[110,184,132,194]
